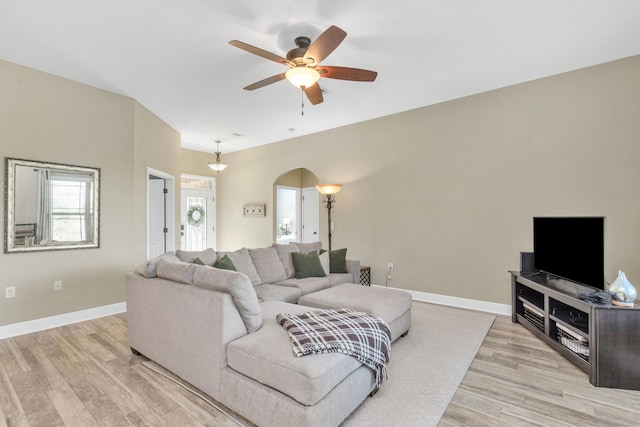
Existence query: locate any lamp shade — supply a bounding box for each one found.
[208,162,228,172]
[283,217,291,225]
[316,184,342,195]
[286,67,320,88]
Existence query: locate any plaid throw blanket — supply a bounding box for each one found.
[276,308,391,389]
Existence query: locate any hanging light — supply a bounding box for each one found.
[208,140,228,172]
[286,66,320,88]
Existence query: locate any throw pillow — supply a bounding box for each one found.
[213,254,236,271]
[292,251,326,279]
[176,248,216,266]
[249,247,287,283]
[156,258,197,285]
[272,243,300,278]
[329,248,348,273]
[295,241,322,255]
[193,257,205,265]
[319,251,330,275]
[192,266,262,333]
[216,247,262,285]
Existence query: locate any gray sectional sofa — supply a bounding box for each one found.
[126,241,410,427]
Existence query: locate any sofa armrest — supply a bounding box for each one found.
[346,259,361,284]
[126,272,247,401]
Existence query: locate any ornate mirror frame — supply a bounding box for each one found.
[4,157,100,253]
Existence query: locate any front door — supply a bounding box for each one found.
[181,175,216,251]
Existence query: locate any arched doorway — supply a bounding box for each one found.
[273,168,319,244]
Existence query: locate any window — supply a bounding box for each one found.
[50,172,94,242]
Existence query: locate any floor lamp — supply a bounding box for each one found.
[316,184,342,250]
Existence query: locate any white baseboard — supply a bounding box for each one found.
[372,285,511,316]
[0,302,127,340]
[0,288,510,340]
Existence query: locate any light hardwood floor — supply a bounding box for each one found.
[1,313,639,426]
[440,316,640,426]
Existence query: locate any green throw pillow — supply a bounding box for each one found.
[329,248,348,273]
[213,254,236,271]
[292,251,326,279]
[193,257,205,265]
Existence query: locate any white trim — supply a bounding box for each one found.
[372,285,511,316]
[0,302,127,340]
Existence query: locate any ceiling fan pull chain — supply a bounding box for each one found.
[301,88,305,116]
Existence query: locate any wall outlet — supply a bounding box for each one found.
[54,280,63,291]
[388,262,394,271]
[5,286,16,298]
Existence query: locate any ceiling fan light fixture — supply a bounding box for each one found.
[286,67,320,88]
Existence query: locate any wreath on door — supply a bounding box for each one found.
[187,205,205,227]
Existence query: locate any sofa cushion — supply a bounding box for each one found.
[293,241,322,255]
[274,277,331,295]
[176,248,217,266]
[254,284,302,303]
[156,258,197,285]
[134,252,180,278]
[226,301,362,406]
[327,273,355,287]
[272,243,300,279]
[214,254,236,271]
[192,265,262,333]
[329,248,348,273]
[292,251,326,279]
[319,251,330,275]
[249,247,287,283]
[217,247,262,286]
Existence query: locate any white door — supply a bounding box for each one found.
[148,178,166,258]
[301,187,320,242]
[181,175,216,251]
[147,169,175,259]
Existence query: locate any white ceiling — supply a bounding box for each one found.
[2,1,640,154]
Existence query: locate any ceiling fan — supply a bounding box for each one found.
[229,25,377,105]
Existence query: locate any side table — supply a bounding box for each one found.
[359,266,371,286]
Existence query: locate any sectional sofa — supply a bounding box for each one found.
[126,242,411,426]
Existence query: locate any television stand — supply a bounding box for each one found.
[510,271,640,390]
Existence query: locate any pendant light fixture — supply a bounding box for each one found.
[208,140,228,172]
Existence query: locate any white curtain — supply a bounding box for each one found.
[36,169,51,243]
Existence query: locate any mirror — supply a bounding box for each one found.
[4,158,100,253]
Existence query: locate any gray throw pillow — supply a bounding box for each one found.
[193,265,262,333]
[176,248,217,266]
[292,251,327,279]
[249,247,287,283]
[295,241,322,255]
[217,247,262,285]
[273,243,300,278]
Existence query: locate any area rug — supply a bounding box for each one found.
[341,302,496,427]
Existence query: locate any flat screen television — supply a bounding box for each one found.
[533,216,605,290]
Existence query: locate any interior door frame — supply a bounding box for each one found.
[147,167,175,259]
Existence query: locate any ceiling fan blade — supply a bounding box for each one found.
[303,25,347,65]
[243,73,287,91]
[229,40,291,66]
[303,83,324,105]
[318,66,378,82]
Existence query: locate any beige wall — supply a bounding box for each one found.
[0,60,180,326]
[1,54,638,326]
[216,55,640,305]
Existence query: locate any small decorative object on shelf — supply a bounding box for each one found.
[608,270,637,307]
[360,266,371,286]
